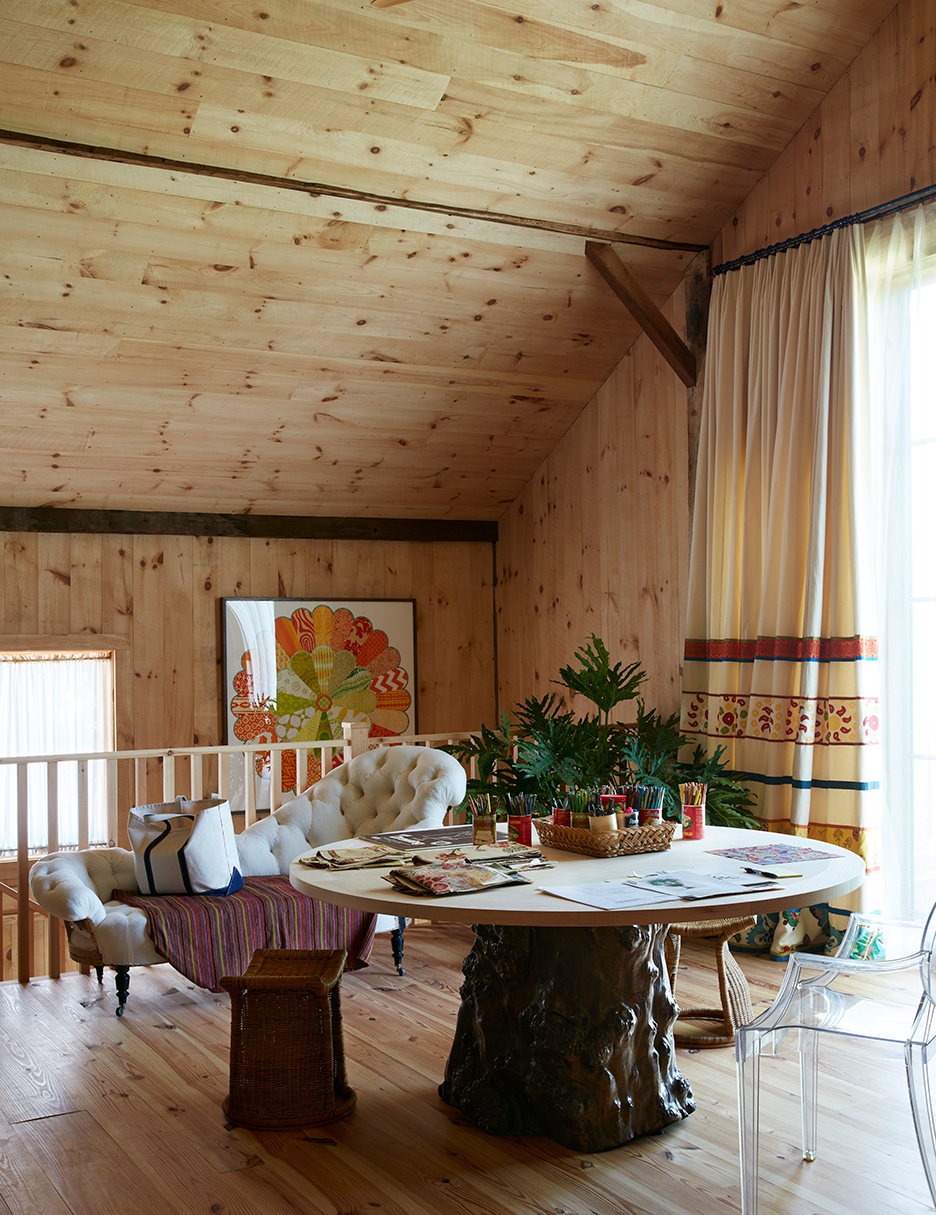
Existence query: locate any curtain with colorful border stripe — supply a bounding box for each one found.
[682,226,881,954]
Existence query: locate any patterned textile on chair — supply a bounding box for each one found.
[731,906,851,958]
[114,876,375,991]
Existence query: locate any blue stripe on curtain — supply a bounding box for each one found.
[740,773,880,791]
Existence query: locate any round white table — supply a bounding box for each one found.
[291,824,864,1151]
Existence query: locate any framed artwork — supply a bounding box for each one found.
[222,598,416,791]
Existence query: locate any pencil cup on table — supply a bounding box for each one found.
[628,785,665,826]
[469,793,497,846]
[506,792,535,845]
[680,783,707,840]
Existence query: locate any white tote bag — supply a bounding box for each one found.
[128,795,244,896]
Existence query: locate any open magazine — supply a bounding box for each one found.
[382,862,533,897]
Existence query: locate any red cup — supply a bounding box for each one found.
[552,803,571,827]
[682,804,705,839]
[508,815,532,846]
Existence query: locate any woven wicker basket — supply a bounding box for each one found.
[534,817,675,857]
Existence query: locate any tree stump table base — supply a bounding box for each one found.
[439,923,695,1152]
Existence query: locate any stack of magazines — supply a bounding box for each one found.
[297,844,418,870]
[382,862,534,897]
[298,841,542,871]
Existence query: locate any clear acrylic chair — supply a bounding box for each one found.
[736,905,936,1214]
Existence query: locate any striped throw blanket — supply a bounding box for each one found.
[114,876,376,991]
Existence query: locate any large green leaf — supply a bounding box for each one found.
[554,635,646,723]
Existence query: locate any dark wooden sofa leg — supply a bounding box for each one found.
[114,965,130,1016]
[390,917,406,975]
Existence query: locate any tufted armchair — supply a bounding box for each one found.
[29,745,467,1013]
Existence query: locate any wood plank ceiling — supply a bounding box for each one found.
[0,0,897,521]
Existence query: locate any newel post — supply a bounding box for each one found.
[342,722,370,760]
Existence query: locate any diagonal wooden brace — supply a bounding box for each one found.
[586,241,697,387]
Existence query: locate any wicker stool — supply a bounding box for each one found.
[220,948,356,1129]
[664,916,757,1048]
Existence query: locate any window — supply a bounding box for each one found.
[867,207,936,916]
[0,650,115,855]
[904,281,936,912]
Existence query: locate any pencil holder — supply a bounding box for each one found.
[682,804,705,839]
[472,814,497,845]
[679,783,708,840]
[508,814,532,845]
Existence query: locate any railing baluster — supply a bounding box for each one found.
[162,753,175,802]
[218,750,230,800]
[17,763,30,985]
[106,758,118,848]
[191,753,204,800]
[295,747,308,796]
[47,762,61,979]
[244,751,257,826]
[134,756,147,806]
[77,760,90,851]
[47,762,59,855]
[270,749,282,813]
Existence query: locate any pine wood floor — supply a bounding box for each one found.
[0,926,930,1215]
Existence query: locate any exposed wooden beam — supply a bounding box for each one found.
[684,248,712,524]
[585,242,698,387]
[0,130,708,256]
[0,507,497,543]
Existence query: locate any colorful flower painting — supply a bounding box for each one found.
[224,599,415,791]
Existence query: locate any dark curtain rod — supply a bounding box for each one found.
[713,181,936,276]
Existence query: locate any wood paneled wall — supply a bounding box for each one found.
[495,0,935,722]
[713,0,935,265]
[496,289,690,720]
[1,531,496,752]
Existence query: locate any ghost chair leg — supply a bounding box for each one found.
[736,1028,762,1215]
[906,1000,936,1207]
[799,1027,819,1162]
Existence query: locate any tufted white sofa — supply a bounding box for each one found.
[29,745,467,1012]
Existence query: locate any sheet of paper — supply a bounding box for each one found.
[540,882,675,911]
[624,870,779,900]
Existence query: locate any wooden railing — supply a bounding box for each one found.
[2,723,476,984]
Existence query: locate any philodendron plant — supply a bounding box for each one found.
[445,634,759,829]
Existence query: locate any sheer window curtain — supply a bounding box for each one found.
[681,226,882,955]
[864,199,936,918]
[0,653,113,854]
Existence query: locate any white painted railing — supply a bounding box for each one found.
[3,723,476,984]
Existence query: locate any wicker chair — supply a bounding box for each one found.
[664,915,757,1047]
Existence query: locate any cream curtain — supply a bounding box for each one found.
[682,226,882,952]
